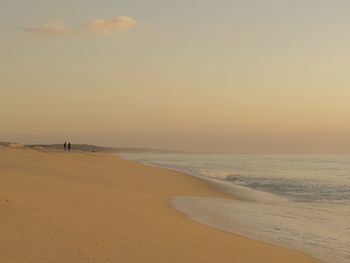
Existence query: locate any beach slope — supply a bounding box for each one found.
[0,147,319,262]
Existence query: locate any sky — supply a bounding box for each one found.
[1,0,350,153]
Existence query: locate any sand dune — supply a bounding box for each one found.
[0,147,319,262]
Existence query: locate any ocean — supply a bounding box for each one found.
[120,153,350,263]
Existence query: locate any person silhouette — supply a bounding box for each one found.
[63,142,67,151]
[68,142,71,151]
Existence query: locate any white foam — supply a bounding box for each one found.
[171,196,350,263]
[194,169,239,180]
[196,175,287,204]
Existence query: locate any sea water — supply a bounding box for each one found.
[120,153,350,263]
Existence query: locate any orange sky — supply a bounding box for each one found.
[1,0,350,153]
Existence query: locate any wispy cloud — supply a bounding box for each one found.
[23,16,137,37]
[23,22,71,36]
[84,16,137,34]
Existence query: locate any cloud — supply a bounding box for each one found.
[23,22,71,36]
[84,16,137,34]
[24,16,137,37]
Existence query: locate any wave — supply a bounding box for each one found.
[197,175,288,205]
[193,169,239,181]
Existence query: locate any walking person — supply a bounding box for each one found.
[68,142,71,151]
[63,142,67,151]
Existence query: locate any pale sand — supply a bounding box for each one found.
[0,147,320,262]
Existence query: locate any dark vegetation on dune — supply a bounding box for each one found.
[0,141,189,154]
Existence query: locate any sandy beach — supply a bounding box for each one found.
[0,146,319,262]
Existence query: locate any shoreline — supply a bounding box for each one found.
[0,147,319,262]
[119,155,326,262]
[123,153,350,263]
